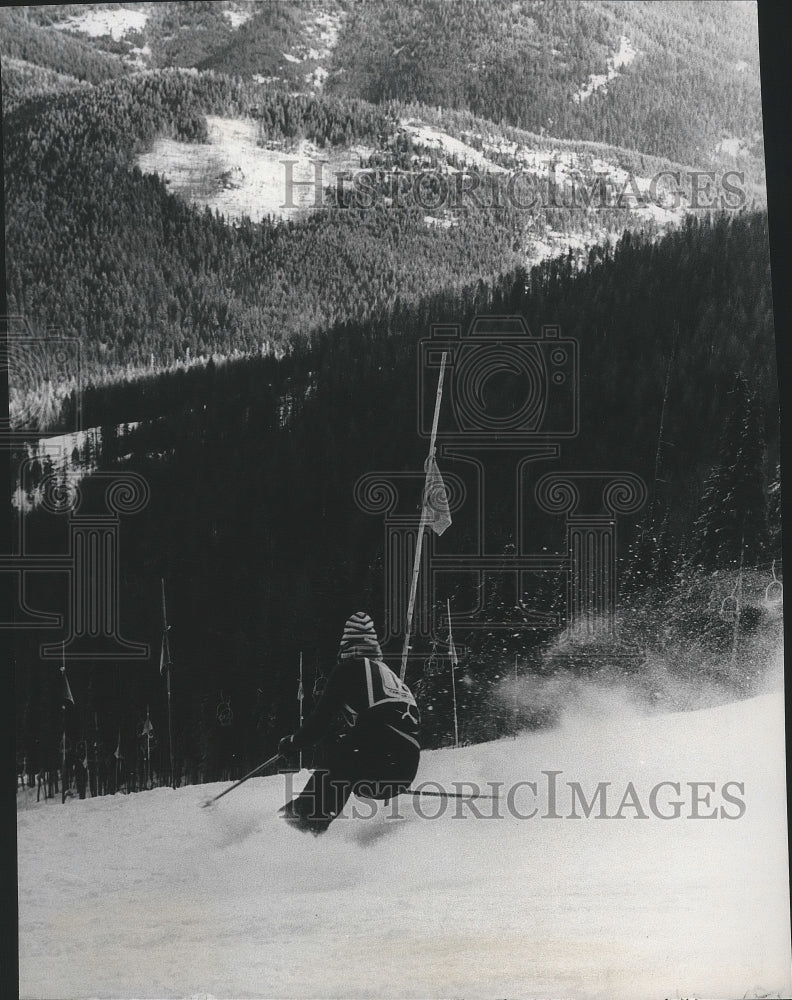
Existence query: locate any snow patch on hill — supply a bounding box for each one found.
[401,120,688,231]
[282,5,344,92]
[136,110,688,270]
[307,7,342,56]
[525,227,600,269]
[17,690,791,999]
[574,35,638,103]
[12,423,141,511]
[53,6,148,41]
[716,133,763,161]
[401,119,509,173]
[127,42,152,68]
[307,65,329,89]
[455,133,689,241]
[224,4,256,29]
[136,116,371,222]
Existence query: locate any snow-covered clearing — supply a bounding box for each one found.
[718,136,746,157]
[52,6,148,41]
[401,119,509,173]
[127,43,152,68]
[525,227,597,268]
[400,121,687,232]
[573,35,638,103]
[137,109,686,239]
[18,687,791,999]
[511,146,687,226]
[224,4,256,30]
[136,116,372,222]
[423,214,458,229]
[302,6,342,64]
[306,65,329,89]
[715,133,763,161]
[13,423,141,511]
[275,5,343,91]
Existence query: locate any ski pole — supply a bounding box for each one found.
[200,752,283,808]
[407,787,500,801]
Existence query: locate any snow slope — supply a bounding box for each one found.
[18,691,791,999]
[136,116,371,223]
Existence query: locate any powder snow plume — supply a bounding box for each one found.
[494,604,784,733]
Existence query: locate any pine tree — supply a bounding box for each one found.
[692,373,770,568]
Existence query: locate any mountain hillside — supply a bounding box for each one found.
[4,1,762,176]
[327,0,762,172]
[7,64,732,413]
[2,2,766,418]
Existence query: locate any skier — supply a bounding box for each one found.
[279,612,421,834]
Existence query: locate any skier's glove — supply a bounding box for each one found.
[278,735,294,758]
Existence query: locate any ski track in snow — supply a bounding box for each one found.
[18,692,791,999]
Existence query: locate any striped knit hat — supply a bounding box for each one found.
[338,611,382,660]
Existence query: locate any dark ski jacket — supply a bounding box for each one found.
[291,656,420,752]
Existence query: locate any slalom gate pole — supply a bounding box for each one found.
[400,351,448,681]
[145,708,151,790]
[61,703,66,804]
[447,597,459,748]
[61,640,68,804]
[161,578,176,789]
[201,752,284,808]
[298,652,303,772]
[166,668,175,788]
[513,653,518,738]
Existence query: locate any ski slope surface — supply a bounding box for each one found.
[18,690,791,999]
